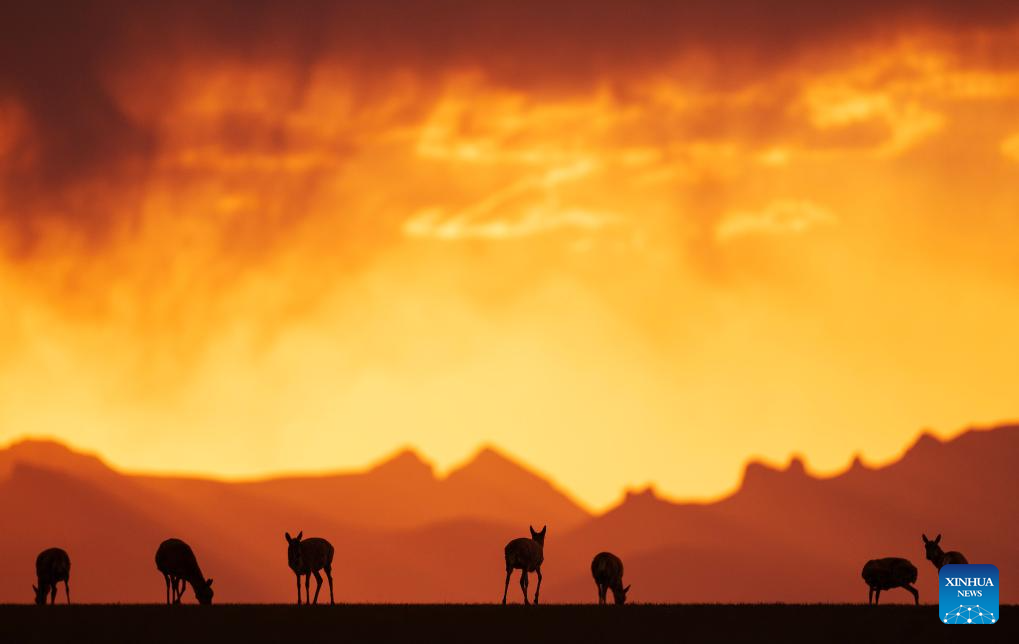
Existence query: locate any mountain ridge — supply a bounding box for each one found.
[0,423,1015,602]
[3,422,1016,516]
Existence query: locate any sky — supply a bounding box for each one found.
[1,1,1018,510]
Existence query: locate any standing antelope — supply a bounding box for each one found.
[502,525,546,605]
[33,547,71,605]
[922,533,968,571]
[591,552,630,605]
[861,557,919,605]
[155,538,214,605]
[285,531,335,605]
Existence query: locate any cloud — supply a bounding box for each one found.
[1,1,1016,209]
[0,1,1016,289]
[404,206,620,240]
[403,160,621,240]
[802,84,945,156]
[715,199,838,241]
[0,5,1014,252]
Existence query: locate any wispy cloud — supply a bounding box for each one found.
[404,206,619,240]
[402,160,621,240]
[716,199,838,241]
[803,84,944,156]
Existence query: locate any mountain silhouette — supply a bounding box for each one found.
[0,424,1014,603]
[0,439,583,602]
[0,440,115,481]
[442,446,590,530]
[0,463,263,602]
[233,444,590,532]
[555,424,1018,603]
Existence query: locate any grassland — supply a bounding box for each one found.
[0,604,1014,643]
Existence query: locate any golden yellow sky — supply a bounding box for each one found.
[1,4,1018,509]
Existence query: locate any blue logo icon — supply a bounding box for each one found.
[940,564,998,624]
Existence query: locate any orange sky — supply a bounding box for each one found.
[1,3,1018,509]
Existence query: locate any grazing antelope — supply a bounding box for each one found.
[861,557,919,605]
[33,547,71,605]
[502,525,546,605]
[591,552,630,605]
[155,538,214,605]
[922,533,968,571]
[285,531,335,605]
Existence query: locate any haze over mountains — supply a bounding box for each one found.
[0,424,1015,604]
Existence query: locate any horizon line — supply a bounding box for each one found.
[3,421,1015,514]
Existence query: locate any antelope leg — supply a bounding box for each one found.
[502,568,512,605]
[325,566,335,605]
[312,570,323,605]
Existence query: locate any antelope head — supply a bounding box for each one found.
[529,525,547,545]
[613,584,631,605]
[194,578,214,605]
[922,533,944,564]
[286,531,305,570]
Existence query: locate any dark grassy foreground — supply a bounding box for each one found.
[0,604,1015,643]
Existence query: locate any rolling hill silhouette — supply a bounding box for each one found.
[0,424,1015,603]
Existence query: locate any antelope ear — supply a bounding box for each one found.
[540,525,547,536]
[285,532,293,543]
[922,534,929,544]
[207,578,214,587]
[623,585,631,594]
[530,525,538,537]
[296,531,303,541]
[934,534,942,544]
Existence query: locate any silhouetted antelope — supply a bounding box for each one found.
[861,557,919,605]
[155,538,214,605]
[502,525,546,605]
[922,533,968,571]
[591,552,630,605]
[285,531,335,605]
[33,547,71,605]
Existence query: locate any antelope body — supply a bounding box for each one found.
[155,538,214,605]
[33,547,71,605]
[591,551,630,605]
[285,531,335,605]
[922,533,968,571]
[502,525,546,605]
[861,557,918,605]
